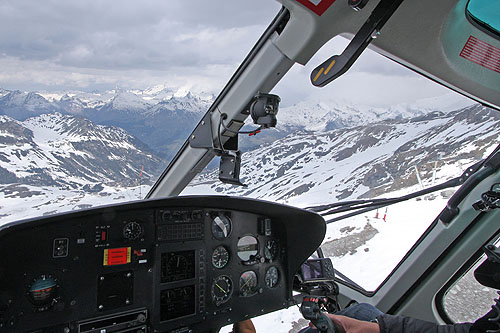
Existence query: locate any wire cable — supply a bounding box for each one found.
[217,108,263,135]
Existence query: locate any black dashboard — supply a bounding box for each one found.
[0,196,326,333]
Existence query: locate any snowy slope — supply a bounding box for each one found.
[184,104,499,207]
[0,113,164,189]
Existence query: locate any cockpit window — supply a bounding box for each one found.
[467,0,500,37]
[0,3,280,226]
[182,37,500,292]
[441,237,500,323]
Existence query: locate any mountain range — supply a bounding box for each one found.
[0,86,212,160]
[0,85,492,218]
[0,113,163,190]
[0,87,474,160]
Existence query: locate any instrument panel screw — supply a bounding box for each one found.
[98,305,103,310]
[100,276,104,281]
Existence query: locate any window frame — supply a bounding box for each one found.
[435,231,500,323]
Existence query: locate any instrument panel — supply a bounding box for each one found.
[0,196,325,332]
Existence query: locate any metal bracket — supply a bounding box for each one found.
[189,113,215,149]
[311,0,405,87]
[189,113,246,187]
[219,150,246,187]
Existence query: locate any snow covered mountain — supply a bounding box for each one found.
[185,104,500,207]
[0,86,474,159]
[0,113,164,191]
[0,87,213,159]
[0,91,61,120]
[277,93,475,132]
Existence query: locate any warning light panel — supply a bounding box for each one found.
[103,247,131,266]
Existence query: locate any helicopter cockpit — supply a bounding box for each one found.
[1,0,500,332]
[0,196,325,332]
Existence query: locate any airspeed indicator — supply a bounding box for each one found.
[212,246,229,269]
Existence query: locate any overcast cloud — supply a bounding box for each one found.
[0,0,465,107]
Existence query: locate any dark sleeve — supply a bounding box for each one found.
[377,314,473,333]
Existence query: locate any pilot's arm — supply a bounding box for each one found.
[323,313,474,333]
[233,319,256,333]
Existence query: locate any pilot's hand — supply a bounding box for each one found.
[309,314,380,333]
[233,319,256,333]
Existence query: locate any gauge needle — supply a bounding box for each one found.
[241,277,253,289]
[215,218,228,237]
[215,283,227,294]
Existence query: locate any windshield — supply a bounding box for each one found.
[0,0,281,224]
[181,37,500,291]
[2,2,500,333]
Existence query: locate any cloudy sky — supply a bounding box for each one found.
[0,0,464,107]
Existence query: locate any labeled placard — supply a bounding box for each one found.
[103,247,131,266]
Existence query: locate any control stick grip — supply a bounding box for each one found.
[301,297,336,333]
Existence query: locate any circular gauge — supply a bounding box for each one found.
[167,254,188,273]
[212,246,230,269]
[123,221,143,240]
[264,240,279,261]
[237,236,258,261]
[211,275,233,306]
[265,266,279,288]
[28,275,58,307]
[211,214,232,240]
[239,271,259,297]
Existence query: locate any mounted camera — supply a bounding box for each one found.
[248,93,281,128]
